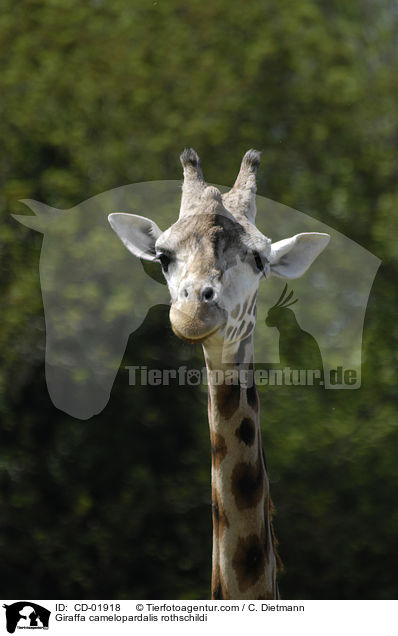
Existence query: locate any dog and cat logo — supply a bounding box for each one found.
[2,603,50,633]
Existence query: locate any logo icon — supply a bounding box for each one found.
[2,603,50,633]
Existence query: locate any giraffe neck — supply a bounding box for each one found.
[203,335,278,600]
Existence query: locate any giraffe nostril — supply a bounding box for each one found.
[202,286,214,302]
[184,288,189,298]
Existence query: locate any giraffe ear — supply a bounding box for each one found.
[269,232,330,279]
[108,213,163,261]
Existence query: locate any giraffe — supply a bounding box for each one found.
[108,148,330,599]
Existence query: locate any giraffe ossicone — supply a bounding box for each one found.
[108,149,330,599]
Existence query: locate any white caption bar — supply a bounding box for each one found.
[1,600,396,635]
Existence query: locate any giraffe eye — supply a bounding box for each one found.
[253,251,264,272]
[157,253,171,273]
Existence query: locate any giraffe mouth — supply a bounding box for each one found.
[171,323,224,344]
[169,302,227,344]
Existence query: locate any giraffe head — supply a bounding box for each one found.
[109,149,329,351]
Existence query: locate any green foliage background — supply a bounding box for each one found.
[1,0,397,599]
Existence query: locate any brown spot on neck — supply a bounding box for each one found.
[231,449,264,510]
[232,533,267,593]
[216,382,240,419]
[235,418,256,446]
[211,431,227,469]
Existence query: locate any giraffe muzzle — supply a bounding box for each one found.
[169,301,226,344]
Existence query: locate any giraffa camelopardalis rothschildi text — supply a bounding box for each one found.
[108,149,329,599]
